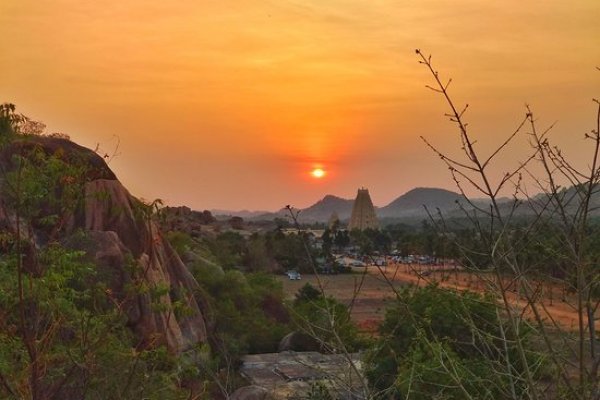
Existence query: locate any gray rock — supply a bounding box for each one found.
[278,331,321,352]
[230,385,269,400]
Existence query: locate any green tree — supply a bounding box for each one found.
[366,285,539,399]
[290,285,364,354]
[294,283,322,304]
[0,105,189,399]
[333,229,350,250]
[205,231,246,268]
[191,265,289,355]
[266,230,315,273]
[243,234,277,272]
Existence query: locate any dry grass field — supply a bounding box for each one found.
[279,263,596,333]
[278,270,406,332]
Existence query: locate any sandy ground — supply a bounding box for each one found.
[279,271,405,332]
[279,264,598,333]
[382,263,599,331]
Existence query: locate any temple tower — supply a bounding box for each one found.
[348,188,378,230]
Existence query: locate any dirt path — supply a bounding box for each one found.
[279,264,598,333]
[375,263,597,332]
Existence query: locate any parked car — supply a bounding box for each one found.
[374,257,387,266]
[286,270,302,280]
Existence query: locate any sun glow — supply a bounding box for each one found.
[311,168,326,179]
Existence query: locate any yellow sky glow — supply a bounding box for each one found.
[1,1,599,210]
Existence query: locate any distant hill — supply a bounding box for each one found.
[244,195,354,224]
[297,195,354,222]
[378,187,463,218]
[243,188,465,224]
[238,186,600,225]
[211,209,272,219]
[528,184,600,217]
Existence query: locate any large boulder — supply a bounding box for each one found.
[0,136,208,353]
[230,385,269,400]
[278,331,321,352]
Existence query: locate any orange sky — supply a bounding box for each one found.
[1,1,599,211]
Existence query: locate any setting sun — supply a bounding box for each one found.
[311,168,326,179]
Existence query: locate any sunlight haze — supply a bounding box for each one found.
[1,0,598,210]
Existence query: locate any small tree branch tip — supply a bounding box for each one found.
[426,85,442,93]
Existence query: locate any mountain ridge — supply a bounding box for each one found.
[378,187,463,218]
[215,187,469,223]
[200,185,600,224]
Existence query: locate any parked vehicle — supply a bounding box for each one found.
[374,257,387,266]
[286,270,302,280]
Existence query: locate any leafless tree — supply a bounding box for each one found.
[416,49,599,399]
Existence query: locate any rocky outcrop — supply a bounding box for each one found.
[278,331,320,352]
[230,385,269,400]
[0,136,208,353]
[160,206,216,237]
[80,179,208,351]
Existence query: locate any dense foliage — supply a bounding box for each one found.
[290,283,365,353]
[192,266,289,356]
[0,245,187,399]
[366,285,542,399]
[0,105,190,399]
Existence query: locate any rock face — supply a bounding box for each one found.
[160,206,216,237]
[0,136,207,353]
[230,385,269,400]
[81,179,208,351]
[277,331,320,352]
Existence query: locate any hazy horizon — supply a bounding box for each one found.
[208,186,437,214]
[2,1,599,210]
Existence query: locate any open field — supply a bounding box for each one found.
[379,263,597,332]
[279,264,598,333]
[278,270,407,332]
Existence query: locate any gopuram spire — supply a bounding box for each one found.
[348,188,378,230]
